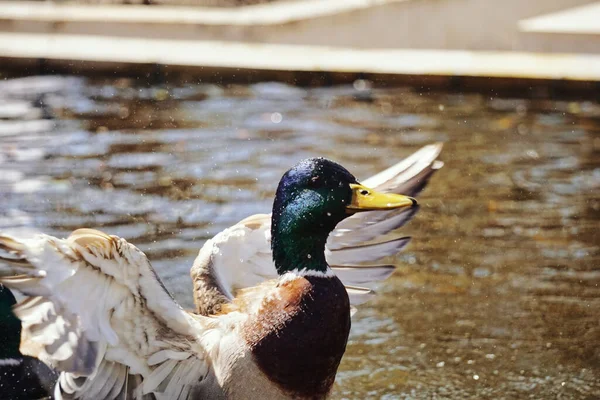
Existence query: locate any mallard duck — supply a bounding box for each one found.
[0,284,58,399]
[0,145,442,399]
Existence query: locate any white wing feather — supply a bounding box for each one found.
[0,229,219,400]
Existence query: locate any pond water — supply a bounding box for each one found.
[0,76,598,399]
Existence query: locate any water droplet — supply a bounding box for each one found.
[270,112,283,124]
[526,149,539,159]
[353,79,371,91]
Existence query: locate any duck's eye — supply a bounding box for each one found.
[360,189,369,196]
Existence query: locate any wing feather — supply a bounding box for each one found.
[0,230,215,400]
[330,264,396,287]
[326,237,412,265]
[344,286,376,305]
[327,206,419,250]
[361,142,444,193]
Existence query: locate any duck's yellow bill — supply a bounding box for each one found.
[347,183,417,212]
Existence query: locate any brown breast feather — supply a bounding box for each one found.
[241,275,351,399]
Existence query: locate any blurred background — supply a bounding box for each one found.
[0,0,599,398]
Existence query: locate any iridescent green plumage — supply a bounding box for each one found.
[271,158,358,275]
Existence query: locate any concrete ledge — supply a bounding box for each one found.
[1,33,600,83]
[518,2,600,53]
[519,2,600,34]
[0,0,405,26]
[0,0,597,52]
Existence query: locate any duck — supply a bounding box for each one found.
[0,284,58,399]
[0,145,443,399]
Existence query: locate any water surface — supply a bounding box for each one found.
[0,76,598,399]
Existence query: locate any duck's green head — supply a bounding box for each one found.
[0,284,21,359]
[271,158,417,275]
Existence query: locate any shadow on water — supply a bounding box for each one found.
[0,75,598,399]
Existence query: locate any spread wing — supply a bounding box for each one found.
[0,229,218,400]
[191,143,443,314]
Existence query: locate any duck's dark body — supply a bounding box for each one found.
[0,355,58,400]
[242,275,351,399]
[0,284,58,400]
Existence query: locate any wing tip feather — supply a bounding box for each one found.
[68,228,116,254]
